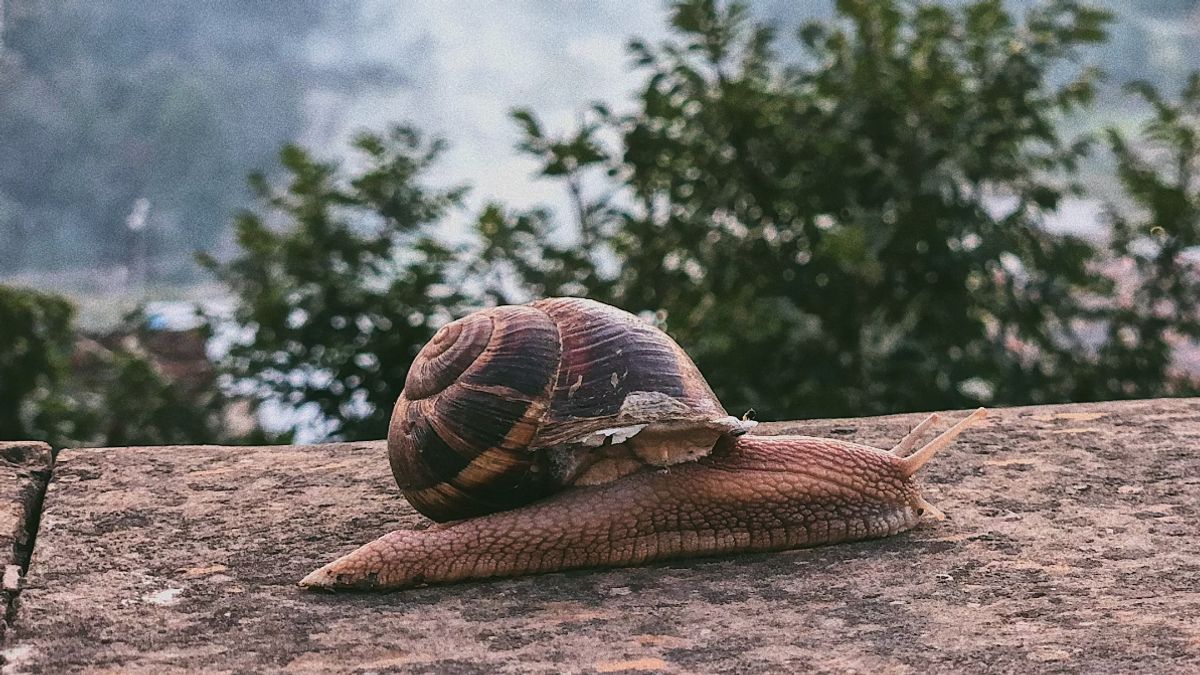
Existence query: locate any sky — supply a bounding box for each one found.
[293,1,1195,243]
[6,0,1195,276]
[303,2,677,232]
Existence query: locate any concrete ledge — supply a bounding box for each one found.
[3,399,1199,673]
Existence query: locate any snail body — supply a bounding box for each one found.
[302,298,987,591]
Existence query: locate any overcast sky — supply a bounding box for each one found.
[301,2,683,229]
[290,1,1196,241]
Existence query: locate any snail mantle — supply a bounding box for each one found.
[3,398,1200,674]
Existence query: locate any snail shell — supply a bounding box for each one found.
[388,297,753,521]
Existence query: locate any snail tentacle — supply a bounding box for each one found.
[898,407,987,478]
[889,412,941,455]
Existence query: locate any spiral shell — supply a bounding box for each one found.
[388,297,748,521]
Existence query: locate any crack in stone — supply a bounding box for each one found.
[0,442,56,667]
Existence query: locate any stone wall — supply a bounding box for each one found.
[1,399,1198,673]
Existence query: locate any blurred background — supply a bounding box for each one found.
[1,0,1198,447]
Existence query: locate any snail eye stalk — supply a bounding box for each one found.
[889,412,941,456]
[899,408,988,478]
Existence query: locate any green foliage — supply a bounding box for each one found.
[201,127,470,440]
[493,0,1122,419]
[0,286,226,447]
[0,286,76,442]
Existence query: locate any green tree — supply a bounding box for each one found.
[201,127,469,441]
[492,0,1118,419]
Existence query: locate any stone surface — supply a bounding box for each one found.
[0,442,53,642]
[4,399,1200,673]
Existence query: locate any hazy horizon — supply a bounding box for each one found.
[1,0,1198,319]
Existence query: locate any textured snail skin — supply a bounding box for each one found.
[300,434,935,591]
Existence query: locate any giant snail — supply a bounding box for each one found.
[301,297,987,590]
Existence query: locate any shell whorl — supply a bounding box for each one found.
[402,312,492,400]
[389,305,561,521]
[388,298,738,522]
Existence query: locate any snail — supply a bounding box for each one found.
[300,297,986,591]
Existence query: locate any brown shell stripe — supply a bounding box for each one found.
[536,298,688,421]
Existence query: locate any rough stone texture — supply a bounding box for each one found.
[4,399,1200,673]
[0,442,53,643]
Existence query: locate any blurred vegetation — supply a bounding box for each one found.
[0,287,228,447]
[0,286,74,443]
[1098,74,1200,397]
[3,0,1199,446]
[500,0,1117,419]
